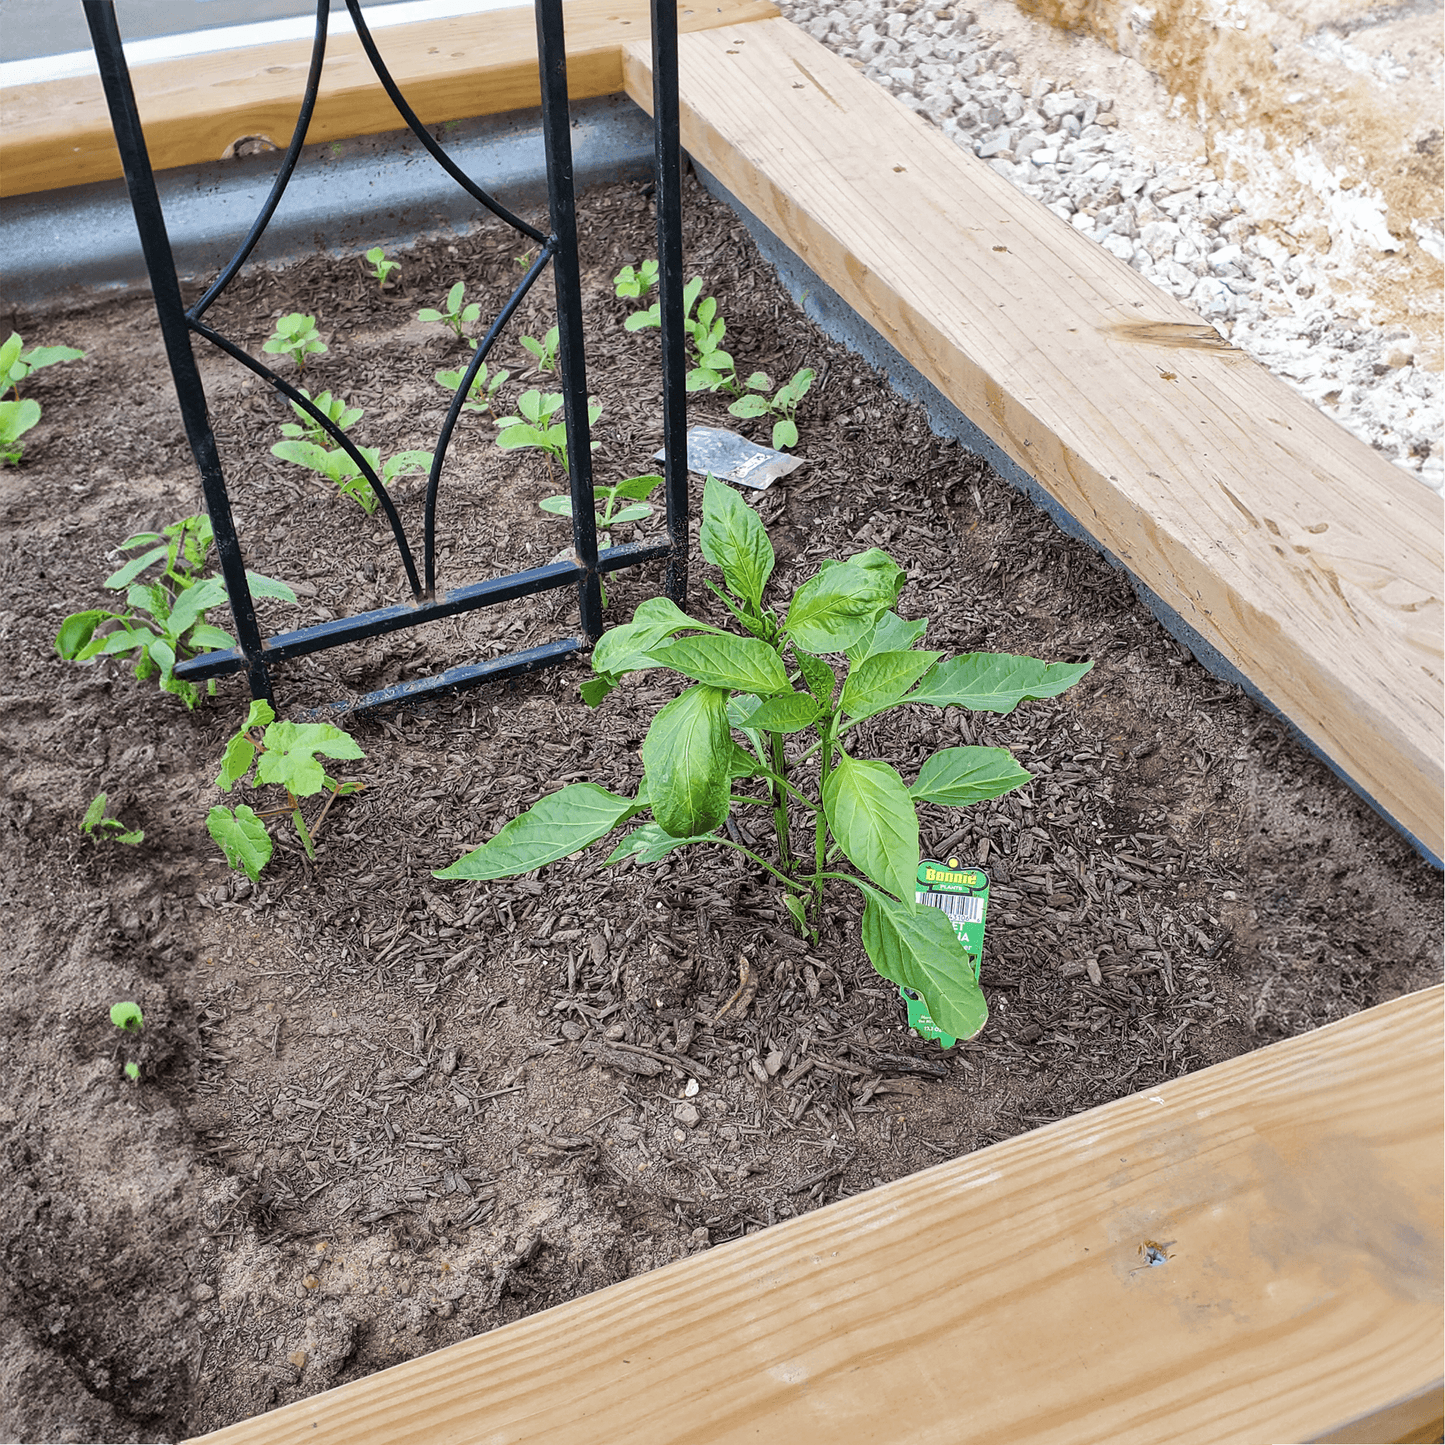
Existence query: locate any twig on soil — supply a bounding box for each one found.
[713,955,757,1024]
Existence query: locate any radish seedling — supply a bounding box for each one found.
[727,368,815,450]
[279,387,363,448]
[537,472,663,605]
[419,282,480,341]
[2,330,85,399]
[495,390,600,474]
[520,326,559,373]
[613,261,658,299]
[365,246,400,287]
[438,477,1092,1042]
[435,362,510,416]
[209,700,364,882]
[262,313,327,372]
[270,439,433,514]
[81,792,144,845]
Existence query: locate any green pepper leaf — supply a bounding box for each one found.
[435,782,638,880]
[846,609,929,666]
[910,747,1033,807]
[646,633,790,695]
[822,751,920,905]
[908,653,1094,713]
[591,596,728,678]
[858,883,988,1041]
[840,649,943,721]
[743,691,822,733]
[793,649,837,708]
[55,610,110,659]
[604,822,718,866]
[699,475,774,613]
[783,559,896,654]
[641,684,733,838]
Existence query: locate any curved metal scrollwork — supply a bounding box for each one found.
[81,0,689,715]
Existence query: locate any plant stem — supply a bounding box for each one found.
[769,732,792,871]
[813,712,837,928]
[712,835,811,893]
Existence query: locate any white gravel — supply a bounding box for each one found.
[774,0,1443,492]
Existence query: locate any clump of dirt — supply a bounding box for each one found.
[1,174,1438,1442]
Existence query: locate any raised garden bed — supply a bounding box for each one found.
[1,169,1440,1441]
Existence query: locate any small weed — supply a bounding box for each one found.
[270,439,433,514]
[56,514,297,709]
[262,313,327,373]
[419,282,480,341]
[365,246,400,287]
[538,472,662,605]
[81,792,144,845]
[208,700,364,882]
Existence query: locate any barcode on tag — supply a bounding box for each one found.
[916,890,984,924]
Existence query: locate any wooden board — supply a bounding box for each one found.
[621,20,1444,860]
[0,0,777,199]
[188,985,1443,1444]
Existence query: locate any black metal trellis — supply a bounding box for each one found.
[81,0,689,714]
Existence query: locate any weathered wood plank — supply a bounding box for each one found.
[622,19,1444,859]
[188,985,1443,1444]
[0,0,777,198]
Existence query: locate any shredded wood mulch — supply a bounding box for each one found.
[1,175,1439,1442]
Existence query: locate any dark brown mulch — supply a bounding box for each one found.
[1,173,1438,1443]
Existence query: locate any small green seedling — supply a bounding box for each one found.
[280,387,363,449]
[438,477,1093,1043]
[56,513,297,709]
[622,274,743,397]
[495,390,600,474]
[0,397,40,465]
[613,261,659,299]
[520,326,560,374]
[419,282,480,341]
[538,472,663,606]
[435,361,510,417]
[262,313,327,373]
[728,367,815,450]
[365,246,400,287]
[514,247,538,272]
[81,792,144,846]
[208,700,364,882]
[110,1001,144,1081]
[2,329,85,399]
[270,439,433,514]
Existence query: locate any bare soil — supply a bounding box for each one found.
[1,174,1438,1443]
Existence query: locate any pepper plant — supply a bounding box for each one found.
[56,514,297,709]
[208,700,364,882]
[438,478,1091,1040]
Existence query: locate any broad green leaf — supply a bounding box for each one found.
[244,699,277,730]
[434,782,636,880]
[579,675,615,707]
[607,503,653,526]
[772,418,798,450]
[623,311,658,332]
[0,398,40,440]
[822,752,920,905]
[208,804,273,883]
[90,626,157,659]
[146,637,177,680]
[82,793,108,831]
[647,633,789,695]
[641,684,733,838]
[908,653,1095,714]
[539,495,573,516]
[844,547,907,604]
[188,623,235,652]
[0,334,20,376]
[859,883,988,1041]
[216,734,256,791]
[591,596,726,678]
[744,691,821,733]
[847,609,929,666]
[840,649,943,721]
[168,576,228,640]
[254,721,365,799]
[611,474,663,502]
[727,394,769,419]
[103,545,167,590]
[726,693,761,729]
[793,649,837,708]
[783,560,897,654]
[910,747,1033,807]
[19,344,84,372]
[699,475,774,613]
[55,610,109,659]
[109,1000,144,1032]
[605,822,716,867]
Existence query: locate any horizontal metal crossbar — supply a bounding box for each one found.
[173,541,671,681]
[294,637,586,718]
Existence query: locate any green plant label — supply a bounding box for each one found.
[902,858,990,1048]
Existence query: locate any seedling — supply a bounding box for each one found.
[727,368,815,451]
[2,329,85,399]
[0,397,40,465]
[365,246,400,287]
[438,477,1093,1042]
[279,387,363,449]
[520,326,560,373]
[81,792,144,845]
[435,361,509,416]
[622,274,742,397]
[537,472,663,605]
[514,247,538,272]
[270,439,433,514]
[55,513,297,709]
[110,1001,144,1081]
[208,699,364,882]
[613,261,659,299]
[262,313,327,372]
[495,390,600,474]
[419,282,480,341]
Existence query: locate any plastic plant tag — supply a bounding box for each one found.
[653,425,804,491]
[901,857,990,1048]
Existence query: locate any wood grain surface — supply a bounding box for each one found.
[188,985,1443,1444]
[0,0,777,198]
[622,19,1444,860]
